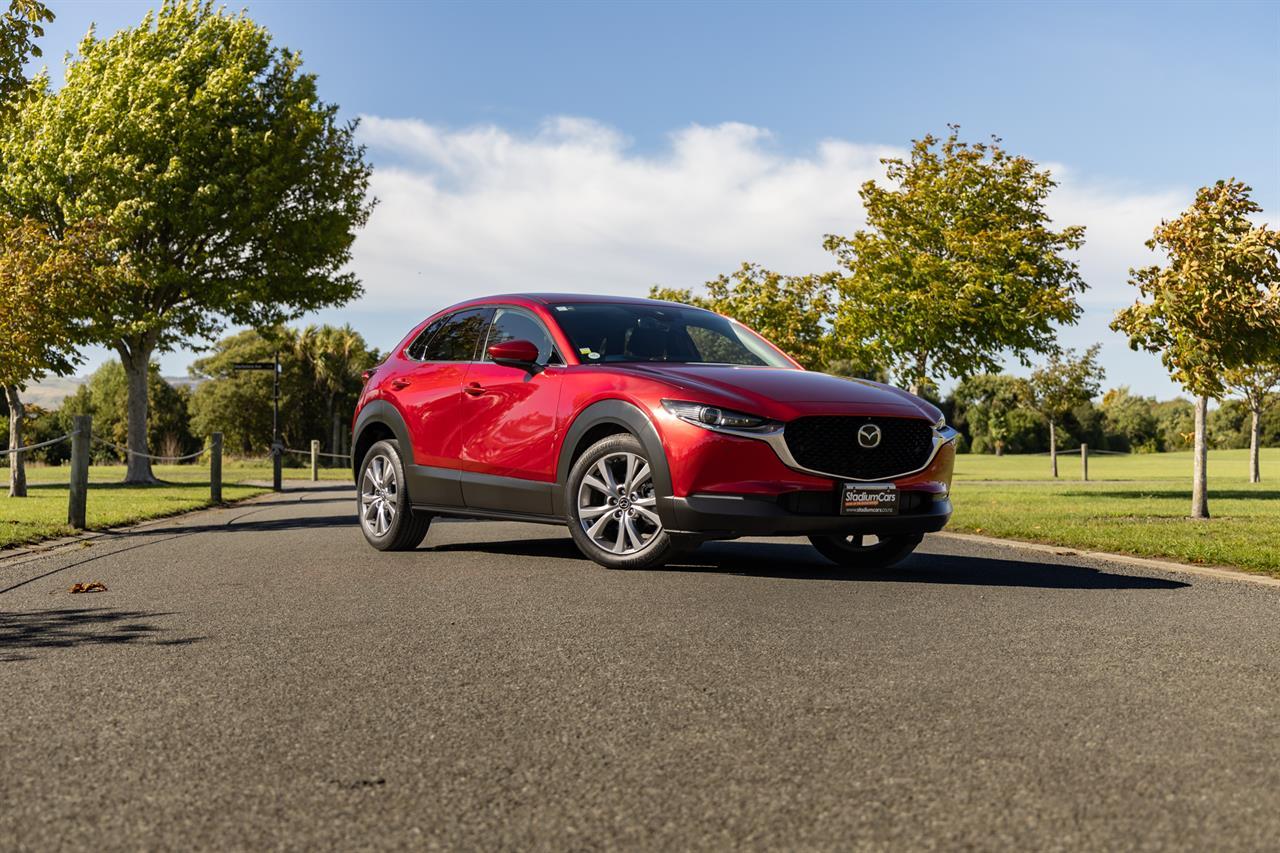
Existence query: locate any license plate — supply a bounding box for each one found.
[840,482,899,515]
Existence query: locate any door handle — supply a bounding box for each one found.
[464,382,486,396]
[390,378,411,390]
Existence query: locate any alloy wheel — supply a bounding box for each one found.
[577,451,662,555]
[361,454,399,537]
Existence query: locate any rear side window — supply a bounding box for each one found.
[483,308,556,363]
[420,308,492,361]
[405,314,450,360]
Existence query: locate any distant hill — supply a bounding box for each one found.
[20,376,200,409]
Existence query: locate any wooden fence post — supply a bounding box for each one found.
[68,415,91,529]
[1081,443,1089,482]
[310,439,319,482]
[210,432,223,503]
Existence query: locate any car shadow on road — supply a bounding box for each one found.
[159,514,358,535]
[0,607,204,663]
[432,536,1189,590]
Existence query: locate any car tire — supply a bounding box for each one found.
[808,532,923,569]
[357,439,432,551]
[567,433,676,570]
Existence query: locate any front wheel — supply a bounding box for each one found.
[567,433,677,569]
[358,439,432,551]
[809,532,923,569]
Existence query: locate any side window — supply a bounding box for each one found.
[405,314,450,361]
[483,308,556,363]
[421,308,491,361]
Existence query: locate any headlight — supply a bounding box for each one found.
[661,399,776,432]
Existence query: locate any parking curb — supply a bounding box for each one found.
[935,531,1280,589]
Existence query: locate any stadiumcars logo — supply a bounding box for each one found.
[841,482,899,515]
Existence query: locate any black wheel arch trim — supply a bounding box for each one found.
[351,399,415,480]
[552,399,676,526]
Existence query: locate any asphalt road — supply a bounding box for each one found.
[3,482,1279,851]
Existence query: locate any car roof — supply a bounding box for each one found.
[485,292,695,309]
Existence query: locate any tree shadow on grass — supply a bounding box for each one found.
[0,607,203,663]
[430,536,1189,591]
[1057,488,1280,501]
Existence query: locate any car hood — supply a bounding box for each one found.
[610,364,941,420]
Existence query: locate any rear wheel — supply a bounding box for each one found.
[808,532,923,569]
[358,439,432,551]
[567,434,676,569]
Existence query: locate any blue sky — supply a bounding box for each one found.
[32,1,1280,398]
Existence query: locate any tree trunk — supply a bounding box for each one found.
[5,385,27,497]
[331,411,341,461]
[1250,404,1261,484]
[332,394,343,455]
[1049,420,1058,478]
[908,351,928,398]
[1191,395,1210,520]
[117,337,159,484]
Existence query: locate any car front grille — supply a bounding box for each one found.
[783,416,935,480]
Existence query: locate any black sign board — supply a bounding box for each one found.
[232,362,277,371]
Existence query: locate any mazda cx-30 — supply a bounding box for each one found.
[351,294,957,569]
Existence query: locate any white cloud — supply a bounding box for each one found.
[1044,169,1187,305]
[57,116,1206,398]
[351,116,895,306]
[351,115,1189,316]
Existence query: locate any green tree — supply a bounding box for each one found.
[292,324,379,455]
[190,325,378,459]
[1112,180,1280,517]
[1099,388,1160,453]
[60,362,194,463]
[0,216,111,495]
[188,330,278,455]
[1029,344,1104,477]
[0,0,57,497]
[1223,363,1280,483]
[1151,398,1195,453]
[1067,399,1108,451]
[0,1,373,483]
[650,264,854,371]
[951,374,1041,455]
[1208,399,1251,450]
[0,0,52,108]
[826,127,1087,395]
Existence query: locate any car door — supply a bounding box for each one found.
[393,307,493,505]
[458,306,564,515]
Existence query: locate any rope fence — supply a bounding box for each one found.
[91,436,209,462]
[1028,446,1130,457]
[284,446,351,460]
[1,430,76,456]
[5,420,352,530]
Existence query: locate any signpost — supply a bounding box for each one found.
[233,354,282,491]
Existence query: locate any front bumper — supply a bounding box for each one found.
[654,413,956,540]
[665,492,952,540]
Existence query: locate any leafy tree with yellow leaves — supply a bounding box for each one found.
[1112,179,1280,517]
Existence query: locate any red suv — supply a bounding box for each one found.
[352,294,956,569]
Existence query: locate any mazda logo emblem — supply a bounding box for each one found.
[857,423,882,449]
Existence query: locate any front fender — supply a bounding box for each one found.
[552,399,676,527]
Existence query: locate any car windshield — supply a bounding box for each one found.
[550,303,794,367]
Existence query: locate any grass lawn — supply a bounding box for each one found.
[0,460,351,550]
[950,448,1280,576]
